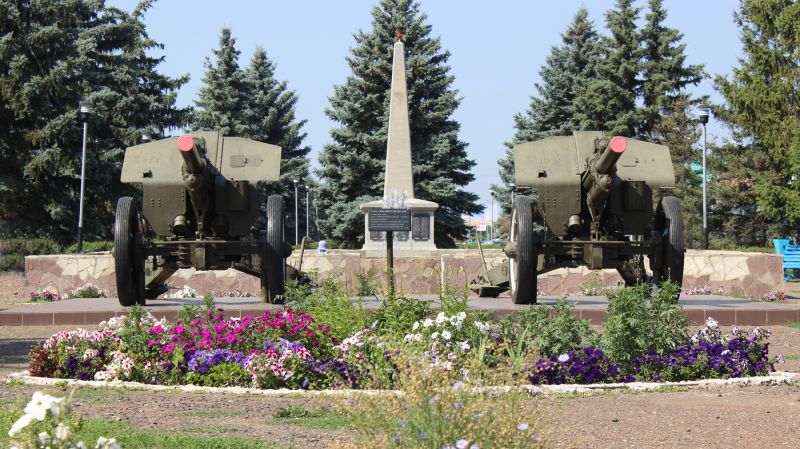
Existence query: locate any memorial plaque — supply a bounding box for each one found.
[369,208,411,232]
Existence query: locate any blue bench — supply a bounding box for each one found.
[773,239,800,281]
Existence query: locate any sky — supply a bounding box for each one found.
[108,0,742,220]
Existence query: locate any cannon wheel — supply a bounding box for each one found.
[262,195,286,304]
[653,196,685,288]
[114,197,145,307]
[510,195,537,304]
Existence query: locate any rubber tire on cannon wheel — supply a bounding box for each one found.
[654,196,685,288]
[510,195,537,304]
[114,197,145,307]
[262,195,286,304]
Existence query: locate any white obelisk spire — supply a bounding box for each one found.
[383,39,415,199]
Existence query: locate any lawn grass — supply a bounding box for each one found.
[785,321,800,329]
[0,407,286,449]
[269,405,354,429]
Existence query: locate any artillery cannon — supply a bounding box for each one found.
[114,131,291,306]
[472,131,684,303]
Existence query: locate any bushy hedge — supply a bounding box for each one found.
[0,239,62,271]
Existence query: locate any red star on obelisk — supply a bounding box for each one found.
[395,31,404,41]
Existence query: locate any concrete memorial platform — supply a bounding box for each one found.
[24,248,784,299]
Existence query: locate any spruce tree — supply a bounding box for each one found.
[316,0,480,248]
[191,28,248,136]
[243,47,311,235]
[576,0,642,137]
[639,0,704,138]
[491,8,601,215]
[715,0,800,231]
[0,0,188,242]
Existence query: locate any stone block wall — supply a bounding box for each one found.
[24,249,783,298]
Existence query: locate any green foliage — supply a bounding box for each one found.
[0,1,188,243]
[316,0,481,247]
[350,362,545,448]
[270,406,353,429]
[184,363,249,387]
[501,300,599,359]
[438,286,469,316]
[373,295,431,335]
[63,241,114,253]
[602,282,688,368]
[355,269,379,296]
[284,277,369,341]
[0,239,62,271]
[715,0,800,231]
[117,305,156,360]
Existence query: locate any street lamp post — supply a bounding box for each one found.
[305,185,310,239]
[293,179,299,245]
[490,194,494,241]
[77,101,91,253]
[698,104,710,250]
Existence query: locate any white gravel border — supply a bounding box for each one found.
[4,371,798,397]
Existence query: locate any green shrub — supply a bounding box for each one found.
[354,269,378,296]
[500,299,598,359]
[373,294,431,335]
[63,241,113,253]
[285,277,369,341]
[0,238,62,271]
[602,282,688,369]
[438,285,469,315]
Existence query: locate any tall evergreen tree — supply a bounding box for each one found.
[243,47,311,233]
[0,0,188,242]
[577,0,642,137]
[715,0,800,231]
[491,8,601,215]
[316,0,480,248]
[191,28,248,136]
[639,0,704,138]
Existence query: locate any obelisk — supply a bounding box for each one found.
[361,38,438,255]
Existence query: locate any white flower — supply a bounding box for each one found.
[423,319,434,328]
[456,440,469,449]
[436,312,447,324]
[412,321,420,330]
[25,391,64,421]
[96,436,122,449]
[518,422,530,431]
[404,334,414,342]
[705,317,719,328]
[38,431,50,445]
[8,413,32,437]
[431,332,440,340]
[55,423,71,441]
[460,341,470,352]
[441,330,452,340]
[557,353,570,363]
[457,311,467,320]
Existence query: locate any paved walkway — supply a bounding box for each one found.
[2,295,799,326]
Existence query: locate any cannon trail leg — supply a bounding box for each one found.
[262,195,287,304]
[510,195,537,304]
[114,197,145,306]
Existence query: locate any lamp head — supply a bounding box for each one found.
[697,104,711,125]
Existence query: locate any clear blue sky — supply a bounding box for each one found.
[109,0,740,218]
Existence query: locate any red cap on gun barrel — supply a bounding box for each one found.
[177,134,195,152]
[609,136,627,153]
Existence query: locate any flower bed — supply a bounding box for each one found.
[27,282,780,391]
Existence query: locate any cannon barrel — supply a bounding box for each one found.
[594,136,627,174]
[176,134,206,174]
